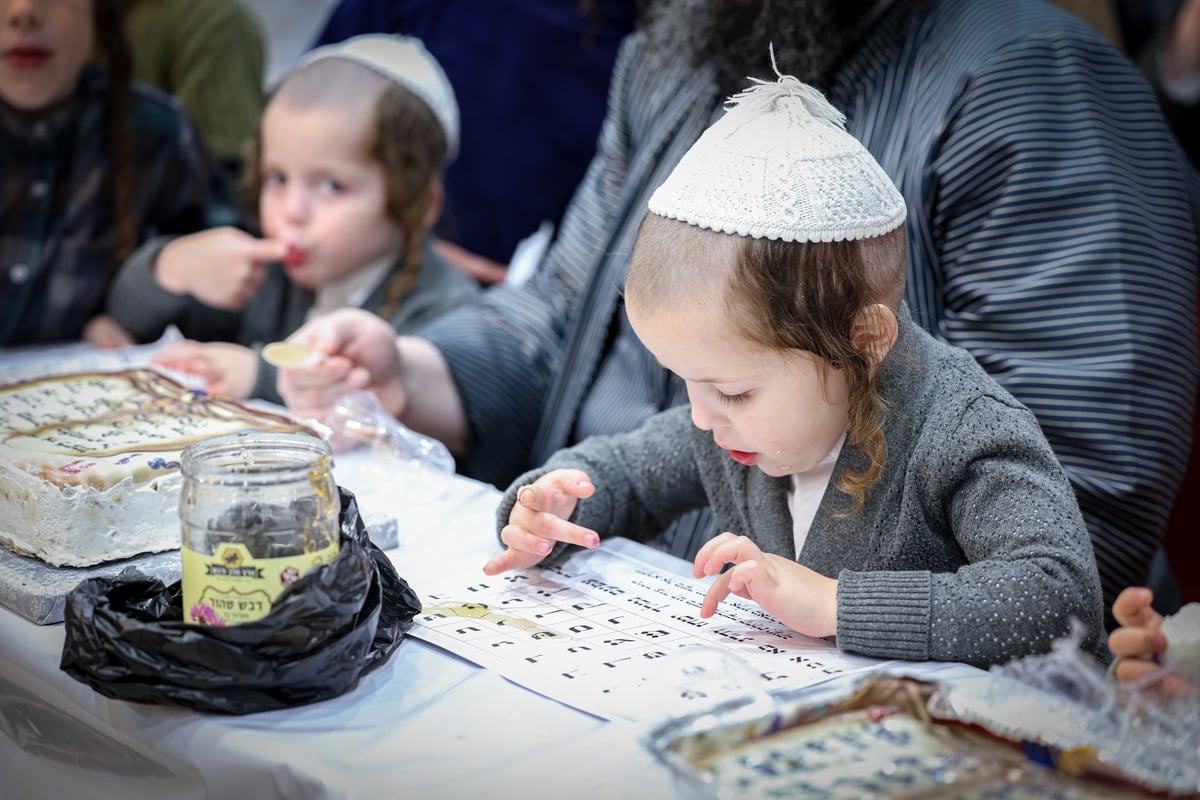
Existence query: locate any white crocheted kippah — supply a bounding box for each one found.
[648,68,905,242]
[299,34,460,159]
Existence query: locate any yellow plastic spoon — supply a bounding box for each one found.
[261,341,326,369]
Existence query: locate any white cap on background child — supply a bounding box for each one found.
[648,60,905,243]
[298,34,460,159]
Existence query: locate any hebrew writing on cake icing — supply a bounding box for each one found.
[0,369,312,567]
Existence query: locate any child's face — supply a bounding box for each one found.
[0,0,93,111]
[628,292,850,478]
[258,97,403,289]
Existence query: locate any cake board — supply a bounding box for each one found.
[0,545,181,625]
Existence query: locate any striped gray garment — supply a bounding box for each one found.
[421,0,1199,619]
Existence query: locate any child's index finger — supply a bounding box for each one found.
[516,484,539,509]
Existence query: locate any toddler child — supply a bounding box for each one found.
[0,0,238,347]
[483,68,1106,668]
[106,34,478,404]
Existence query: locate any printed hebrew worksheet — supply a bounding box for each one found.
[410,542,893,723]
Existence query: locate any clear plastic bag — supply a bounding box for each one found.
[324,390,454,472]
[324,391,454,550]
[941,620,1200,796]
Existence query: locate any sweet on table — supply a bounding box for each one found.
[0,369,313,567]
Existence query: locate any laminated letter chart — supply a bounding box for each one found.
[410,544,892,723]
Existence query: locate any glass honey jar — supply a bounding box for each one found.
[180,431,339,626]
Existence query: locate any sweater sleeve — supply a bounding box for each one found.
[836,394,1106,667]
[494,406,711,551]
[105,235,242,343]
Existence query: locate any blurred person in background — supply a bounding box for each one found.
[106,35,478,405]
[124,0,266,181]
[1054,0,1198,166]
[0,0,238,348]
[311,0,643,283]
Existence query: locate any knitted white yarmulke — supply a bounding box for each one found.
[648,70,905,242]
[298,34,460,159]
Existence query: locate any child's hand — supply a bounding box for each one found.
[152,340,259,399]
[155,227,289,310]
[276,308,401,422]
[82,314,135,349]
[694,532,838,639]
[1164,0,1200,84]
[433,238,509,285]
[1108,587,1167,682]
[483,470,598,575]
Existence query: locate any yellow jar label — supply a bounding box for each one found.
[182,540,339,626]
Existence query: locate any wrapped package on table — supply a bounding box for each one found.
[644,671,1194,799]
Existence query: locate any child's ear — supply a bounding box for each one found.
[422,181,445,229]
[851,304,898,366]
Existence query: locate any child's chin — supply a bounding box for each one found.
[757,462,801,478]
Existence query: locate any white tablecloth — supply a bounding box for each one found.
[0,344,988,799]
[0,461,991,800]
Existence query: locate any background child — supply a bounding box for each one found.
[105,33,478,404]
[310,0,642,284]
[0,0,238,347]
[483,71,1106,668]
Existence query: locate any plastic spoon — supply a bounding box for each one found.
[261,342,326,369]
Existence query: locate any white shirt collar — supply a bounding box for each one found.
[308,253,395,321]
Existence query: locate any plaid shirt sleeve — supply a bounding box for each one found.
[0,67,245,346]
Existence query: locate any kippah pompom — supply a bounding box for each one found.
[727,70,846,131]
[647,48,905,244]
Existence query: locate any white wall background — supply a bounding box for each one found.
[240,0,341,87]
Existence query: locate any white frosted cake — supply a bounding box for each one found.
[0,369,314,567]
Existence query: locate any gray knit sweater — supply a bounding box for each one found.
[497,308,1106,667]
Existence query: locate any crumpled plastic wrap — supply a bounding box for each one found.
[1160,602,1200,683]
[324,391,454,550]
[937,620,1200,796]
[59,487,421,715]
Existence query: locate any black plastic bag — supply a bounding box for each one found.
[60,487,420,714]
